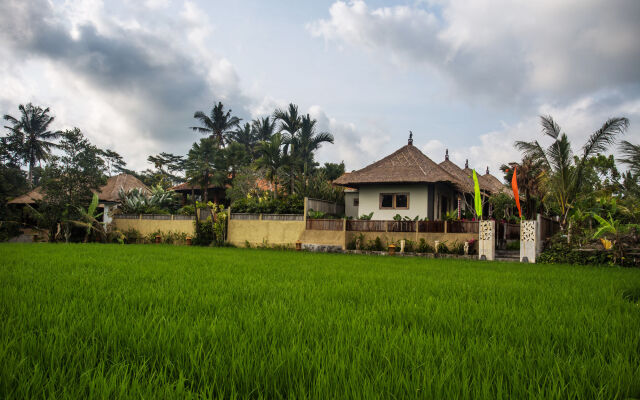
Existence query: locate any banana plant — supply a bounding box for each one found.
[70,193,104,243]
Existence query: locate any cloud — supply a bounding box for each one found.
[0,0,248,170]
[308,0,640,104]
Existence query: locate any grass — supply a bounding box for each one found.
[1,243,640,399]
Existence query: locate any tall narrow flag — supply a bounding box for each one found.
[472,169,482,218]
[512,166,522,218]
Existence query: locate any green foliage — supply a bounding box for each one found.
[193,220,215,246]
[506,241,521,251]
[231,195,304,214]
[449,241,465,255]
[177,205,195,215]
[118,185,179,215]
[417,238,435,253]
[317,162,345,181]
[489,193,516,220]
[365,236,385,252]
[307,210,326,219]
[122,228,143,244]
[537,242,613,266]
[436,242,450,254]
[359,212,374,220]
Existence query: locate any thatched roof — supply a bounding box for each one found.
[333,144,459,187]
[7,187,44,204]
[438,159,475,193]
[482,172,513,198]
[8,174,149,205]
[170,181,225,192]
[97,174,150,202]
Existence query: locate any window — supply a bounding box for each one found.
[353,197,359,207]
[379,193,409,209]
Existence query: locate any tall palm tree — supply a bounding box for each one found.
[297,114,334,184]
[184,138,226,205]
[251,116,276,142]
[255,133,285,199]
[273,103,302,194]
[500,157,547,219]
[3,103,60,185]
[619,140,640,177]
[190,101,241,147]
[515,115,628,228]
[230,122,257,159]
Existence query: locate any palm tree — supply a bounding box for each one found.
[230,122,257,158]
[255,133,285,198]
[184,138,227,206]
[3,103,60,185]
[619,140,640,177]
[273,103,302,194]
[515,115,628,228]
[190,101,241,147]
[252,116,276,142]
[500,156,547,219]
[297,114,334,185]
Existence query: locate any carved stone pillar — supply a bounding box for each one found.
[479,220,495,261]
[520,220,537,263]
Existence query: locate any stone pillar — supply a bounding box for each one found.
[478,220,495,261]
[520,220,537,263]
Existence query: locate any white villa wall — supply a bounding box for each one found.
[433,182,456,220]
[344,192,359,219]
[358,184,430,220]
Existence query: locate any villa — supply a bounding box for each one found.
[334,135,511,220]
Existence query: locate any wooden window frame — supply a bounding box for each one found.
[379,192,410,210]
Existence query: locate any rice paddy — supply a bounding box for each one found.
[1,243,639,399]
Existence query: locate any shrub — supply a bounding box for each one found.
[403,239,416,253]
[122,228,142,244]
[359,212,374,220]
[437,242,450,254]
[365,236,384,251]
[417,238,434,253]
[537,242,613,266]
[177,205,195,215]
[231,195,304,214]
[193,220,214,246]
[450,241,465,255]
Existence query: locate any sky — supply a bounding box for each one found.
[1,0,639,175]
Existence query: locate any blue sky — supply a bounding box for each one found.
[1,0,639,174]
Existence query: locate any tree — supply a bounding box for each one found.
[190,101,241,147]
[147,152,184,188]
[3,103,60,185]
[184,138,227,205]
[255,133,286,199]
[515,115,628,228]
[318,162,346,181]
[230,122,257,160]
[99,149,126,177]
[500,157,546,219]
[619,140,640,177]
[296,114,334,184]
[273,103,302,194]
[39,128,106,240]
[252,116,276,142]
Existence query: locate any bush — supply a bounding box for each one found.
[364,236,385,251]
[436,242,450,254]
[177,205,195,215]
[231,195,304,214]
[417,238,434,253]
[122,228,142,244]
[402,239,416,253]
[450,241,465,255]
[537,242,613,266]
[193,220,214,246]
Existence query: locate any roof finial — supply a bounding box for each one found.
[486,166,489,174]
[408,131,413,146]
[465,159,469,168]
[445,148,449,161]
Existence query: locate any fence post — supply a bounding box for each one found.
[478,220,495,261]
[139,214,142,220]
[171,214,174,221]
[415,220,419,242]
[303,197,308,223]
[342,218,347,250]
[259,214,263,221]
[444,221,448,233]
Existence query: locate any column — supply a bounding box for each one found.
[478,220,495,261]
[520,220,537,263]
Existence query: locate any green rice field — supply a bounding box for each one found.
[1,243,639,399]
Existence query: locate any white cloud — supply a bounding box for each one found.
[308,0,640,103]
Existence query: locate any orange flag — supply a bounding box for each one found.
[512,166,522,218]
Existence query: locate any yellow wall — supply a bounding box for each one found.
[113,218,195,236]
[228,219,306,247]
[298,229,346,248]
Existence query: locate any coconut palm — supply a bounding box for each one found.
[190,101,241,147]
[255,133,285,198]
[296,114,334,184]
[3,103,60,185]
[500,156,547,219]
[619,140,640,177]
[515,115,628,228]
[251,116,276,142]
[273,103,302,194]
